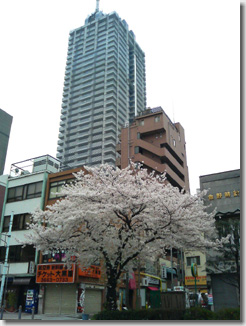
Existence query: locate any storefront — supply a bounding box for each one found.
[78,284,103,315]
[3,276,38,312]
[36,263,77,315]
[44,283,77,314]
[37,263,104,316]
[185,275,207,293]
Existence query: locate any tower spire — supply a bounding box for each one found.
[96,0,99,12]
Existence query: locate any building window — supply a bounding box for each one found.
[154,115,160,122]
[186,256,201,266]
[7,181,43,202]
[173,139,176,147]
[137,132,141,139]
[134,146,140,154]
[0,245,35,263]
[49,179,74,199]
[26,182,43,199]
[42,250,66,263]
[3,214,31,232]
[7,186,24,202]
[139,120,144,126]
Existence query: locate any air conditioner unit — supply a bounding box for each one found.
[141,278,149,286]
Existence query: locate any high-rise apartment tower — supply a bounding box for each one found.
[57,3,146,167]
[0,109,13,175]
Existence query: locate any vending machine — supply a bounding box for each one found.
[25,289,38,313]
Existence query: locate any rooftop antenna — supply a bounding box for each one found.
[96,0,100,12]
[172,97,175,123]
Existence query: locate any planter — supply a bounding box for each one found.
[82,313,89,320]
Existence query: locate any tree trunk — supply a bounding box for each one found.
[105,269,118,311]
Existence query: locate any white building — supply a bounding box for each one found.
[0,155,61,311]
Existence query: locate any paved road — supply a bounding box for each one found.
[1,312,85,320]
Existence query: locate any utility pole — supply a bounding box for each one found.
[171,247,173,290]
[125,271,129,309]
[0,211,14,309]
[137,256,141,309]
[181,249,184,286]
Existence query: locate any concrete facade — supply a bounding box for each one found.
[200,169,240,311]
[116,107,190,191]
[57,7,146,168]
[200,169,240,215]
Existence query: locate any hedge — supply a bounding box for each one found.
[91,309,184,320]
[183,307,217,320]
[92,307,240,320]
[215,307,240,320]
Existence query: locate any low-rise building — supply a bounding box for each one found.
[37,167,106,316]
[200,169,240,311]
[0,155,60,312]
[183,250,207,295]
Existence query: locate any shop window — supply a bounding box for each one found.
[186,256,200,266]
[42,250,66,263]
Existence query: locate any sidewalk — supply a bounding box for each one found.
[1,312,84,321]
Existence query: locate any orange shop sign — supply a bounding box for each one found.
[78,265,101,279]
[185,276,207,286]
[36,264,75,283]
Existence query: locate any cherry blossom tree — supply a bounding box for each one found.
[25,163,222,310]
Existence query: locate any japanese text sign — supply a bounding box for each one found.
[36,264,75,283]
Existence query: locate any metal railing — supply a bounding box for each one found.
[0,305,35,320]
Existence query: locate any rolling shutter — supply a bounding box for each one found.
[44,284,77,314]
[84,289,102,315]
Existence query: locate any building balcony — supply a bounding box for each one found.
[116,143,121,153]
[115,157,121,167]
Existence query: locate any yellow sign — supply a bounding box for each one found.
[185,276,207,286]
[208,190,240,200]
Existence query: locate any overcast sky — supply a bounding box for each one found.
[0,0,240,194]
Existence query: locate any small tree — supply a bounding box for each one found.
[25,163,224,310]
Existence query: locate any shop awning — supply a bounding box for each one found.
[166,268,177,275]
[12,278,31,285]
[148,287,159,291]
[0,277,13,283]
